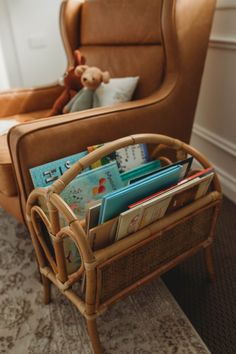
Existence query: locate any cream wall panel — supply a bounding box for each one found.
[191,2,236,202]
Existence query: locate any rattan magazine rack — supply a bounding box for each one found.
[26,134,222,354]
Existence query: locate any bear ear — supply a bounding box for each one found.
[102,71,110,84]
[75,65,88,76]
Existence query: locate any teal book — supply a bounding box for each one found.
[120,159,161,185]
[61,161,124,220]
[30,150,88,187]
[99,164,183,224]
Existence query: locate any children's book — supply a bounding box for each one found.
[61,161,124,220]
[153,156,193,182]
[120,159,161,185]
[116,195,172,241]
[87,143,149,172]
[99,164,183,224]
[115,169,214,241]
[87,144,116,169]
[85,200,101,234]
[115,143,149,172]
[30,150,88,187]
[88,217,119,250]
[164,170,214,214]
[129,167,214,209]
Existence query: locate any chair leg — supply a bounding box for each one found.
[204,245,216,282]
[86,318,104,354]
[42,275,51,304]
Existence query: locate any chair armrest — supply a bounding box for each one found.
[0,84,63,118]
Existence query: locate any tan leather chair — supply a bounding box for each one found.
[0,0,216,224]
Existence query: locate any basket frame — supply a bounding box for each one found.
[26,133,222,354]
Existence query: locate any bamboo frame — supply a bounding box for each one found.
[26,134,222,354]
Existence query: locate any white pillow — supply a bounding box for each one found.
[93,76,139,108]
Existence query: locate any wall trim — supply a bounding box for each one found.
[216,0,236,9]
[215,165,236,203]
[192,124,236,158]
[209,37,236,50]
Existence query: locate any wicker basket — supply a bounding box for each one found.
[26,134,222,354]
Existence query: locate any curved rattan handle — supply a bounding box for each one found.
[50,134,184,194]
[49,133,220,194]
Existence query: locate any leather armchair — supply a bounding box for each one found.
[0,0,216,223]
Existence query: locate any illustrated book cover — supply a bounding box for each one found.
[99,164,183,224]
[115,168,214,241]
[30,150,88,187]
[87,143,149,172]
[61,161,124,220]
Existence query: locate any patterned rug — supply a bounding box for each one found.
[0,208,210,354]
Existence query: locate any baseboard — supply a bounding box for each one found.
[214,165,236,203]
[191,125,236,203]
[193,124,236,158]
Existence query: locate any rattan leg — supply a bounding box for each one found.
[204,245,216,282]
[42,275,51,304]
[86,318,103,354]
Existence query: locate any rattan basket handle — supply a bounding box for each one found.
[49,133,220,194]
[50,134,181,194]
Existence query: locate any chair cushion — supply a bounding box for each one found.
[0,109,50,196]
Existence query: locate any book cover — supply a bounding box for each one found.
[116,170,214,241]
[165,172,214,214]
[61,161,124,220]
[128,164,212,210]
[85,200,101,234]
[116,195,172,241]
[30,150,88,187]
[115,143,149,172]
[88,216,119,250]
[115,206,144,241]
[120,159,161,185]
[99,164,183,224]
[87,143,149,172]
[87,144,116,169]
[153,156,193,182]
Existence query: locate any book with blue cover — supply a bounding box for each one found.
[61,161,124,220]
[30,150,88,187]
[98,164,183,224]
[120,159,161,185]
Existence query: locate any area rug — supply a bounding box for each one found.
[0,208,210,354]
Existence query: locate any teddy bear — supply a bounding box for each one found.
[63,65,110,113]
[47,49,86,117]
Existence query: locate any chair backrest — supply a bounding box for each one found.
[60,0,216,103]
[60,0,177,99]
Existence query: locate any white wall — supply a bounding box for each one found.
[0,0,67,88]
[0,38,10,90]
[190,0,236,203]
